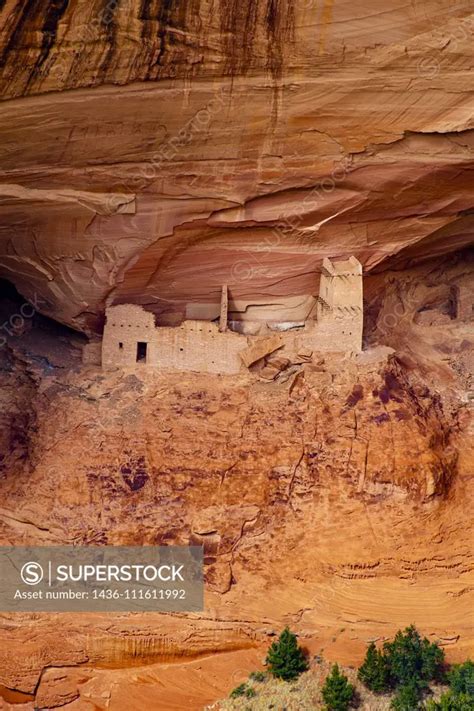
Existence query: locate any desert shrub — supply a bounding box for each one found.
[358,642,390,693]
[265,627,309,681]
[230,683,247,698]
[249,670,266,682]
[390,681,423,710]
[321,663,356,711]
[383,626,445,689]
[229,682,257,699]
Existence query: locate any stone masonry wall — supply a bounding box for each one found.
[298,314,362,354]
[101,258,364,373]
[102,304,246,374]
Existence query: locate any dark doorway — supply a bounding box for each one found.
[136,342,147,362]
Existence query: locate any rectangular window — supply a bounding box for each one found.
[136,342,147,363]
[119,342,123,350]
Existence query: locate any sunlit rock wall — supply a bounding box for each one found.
[0,0,472,332]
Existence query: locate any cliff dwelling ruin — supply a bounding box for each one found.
[101,257,363,374]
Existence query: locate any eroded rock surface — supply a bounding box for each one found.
[0,1,473,709]
[0,255,472,710]
[0,1,473,331]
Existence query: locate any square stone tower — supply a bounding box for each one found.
[320,256,363,310]
[305,256,363,352]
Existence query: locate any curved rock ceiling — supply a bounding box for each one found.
[0,0,473,332]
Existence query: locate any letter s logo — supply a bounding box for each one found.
[20,562,44,586]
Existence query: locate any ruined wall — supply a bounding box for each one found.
[101,258,363,372]
[102,305,246,374]
[149,321,245,375]
[457,282,473,321]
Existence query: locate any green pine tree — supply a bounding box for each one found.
[321,664,355,711]
[383,625,445,688]
[390,681,422,710]
[265,627,309,681]
[448,661,474,697]
[358,642,390,693]
[425,691,474,711]
[427,661,474,711]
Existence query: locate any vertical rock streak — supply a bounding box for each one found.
[0,0,296,90]
[220,0,294,77]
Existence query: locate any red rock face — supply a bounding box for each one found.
[0,1,473,331]
[0,254,472,709]
[0,2,473,709]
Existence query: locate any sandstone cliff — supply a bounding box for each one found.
[0,253,472,709]
[0,0,473,332]
[0,1,473,709]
